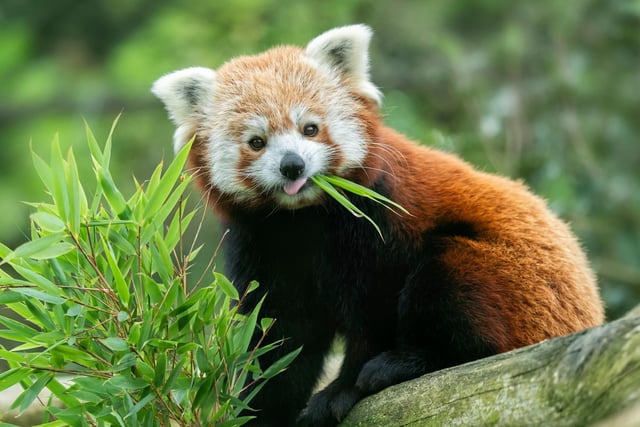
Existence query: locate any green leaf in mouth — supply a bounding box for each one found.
[310,174,411,241]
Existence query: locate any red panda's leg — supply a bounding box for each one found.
[243,315,334,426]
[298,331,383,426]
[234,279,336,425]
[355,250,499,395]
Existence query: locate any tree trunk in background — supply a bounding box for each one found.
[340,305,640,426]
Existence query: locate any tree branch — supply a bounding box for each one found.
[341,306,640,426]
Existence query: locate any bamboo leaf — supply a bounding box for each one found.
[124,393,155,421]
[51,345,99,368]
[235,296,264,353]
[0,242,11,259]
[31,150,53,198]
[5,232,66,263]
[216,416,255,427]
[14,371,54,415]
[160,358,185,395]
[0,367,30,391]
[65,304,83,317]
[0,312,45,340]
[165,204,196,251]
[320,174,411,215]
[30,212,65,233]
[0,290,23,304]
[49,136,71,226]
[85,118,103,164]
[23,299,57,330]
[151,231,173,283]
[262,347,302,379]
[310,176,364,218]
[85,120,106,214]
[215,272,239,300]
[138,172,191,246]
[102,239,131,305]
[110,352,137,373]
[143,162,164,202]
[94,163,132,220]
[66,148,87,235]
[106,373,147,390]
[43,377,81,410]
[10,265,64,297]
[104,112,121,167]
[153,353,166,388]
[143,139,193,220]
[32,420,68,427]
[101,337,130,352]
[28,242,75,261]
[310,175,384,239]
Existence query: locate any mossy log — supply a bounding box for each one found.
[340,306,640,426]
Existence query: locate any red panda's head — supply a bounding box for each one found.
[152,24,382,211]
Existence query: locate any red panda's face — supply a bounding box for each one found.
[153,25,381,210]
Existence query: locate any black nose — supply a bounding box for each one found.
[280,152,306,180]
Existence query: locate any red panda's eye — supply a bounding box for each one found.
[248,137,266,151]
[302,124,319,137]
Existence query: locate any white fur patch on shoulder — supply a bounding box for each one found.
[305,24,382,105]
[151,67,217,152]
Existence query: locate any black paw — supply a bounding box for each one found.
[356,351,429,394]
[355,353,392,394]
[296,386,361,427]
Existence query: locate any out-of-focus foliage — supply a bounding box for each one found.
[1,0,638,318]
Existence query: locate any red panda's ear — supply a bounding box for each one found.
[152,67,216,153]
[305,24,382,106]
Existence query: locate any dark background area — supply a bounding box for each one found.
[0,0,638,320]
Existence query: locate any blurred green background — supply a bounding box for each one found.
[0,0,638,319]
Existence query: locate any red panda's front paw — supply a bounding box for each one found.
[297,385,361,427]
[356,350,432,394]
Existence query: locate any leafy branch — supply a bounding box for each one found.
[0,118,298,426]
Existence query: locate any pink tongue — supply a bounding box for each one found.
[284,177,308,196]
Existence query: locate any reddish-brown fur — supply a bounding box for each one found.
[351,124,603,351]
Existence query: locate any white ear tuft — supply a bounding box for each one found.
[152,67,216,152]
[305,24,381,105]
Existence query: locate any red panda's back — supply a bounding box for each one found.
[372,125,604,351]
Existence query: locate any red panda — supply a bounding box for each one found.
[152,24,604,427]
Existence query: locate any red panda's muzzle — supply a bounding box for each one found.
[280,152,306,180]
[280,152,309,196]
